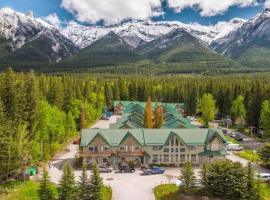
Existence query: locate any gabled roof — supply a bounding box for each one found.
[80,128,225,147]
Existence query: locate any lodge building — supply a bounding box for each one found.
[80,128,227,167]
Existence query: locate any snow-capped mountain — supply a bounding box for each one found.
[0,7,78,62]
[211,8,270,68]
[61,19,245,49]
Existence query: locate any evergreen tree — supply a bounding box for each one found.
[78,165,91,200]
[89,162,103,200]
[39,169,54,200]
[260,100,270,136]
[245,162,261,200]
[81,111,87,129]
[104,83,113,110]
[258,143,270,168]
[59,163,77,200]
[179,162,195,193]
[24,70,40,127]
[144,97,153,128]
[196,93,217,126]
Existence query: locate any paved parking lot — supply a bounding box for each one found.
[91,115,121,129]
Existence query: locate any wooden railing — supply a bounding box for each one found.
[116,149,144,156]
[80,150,112,157]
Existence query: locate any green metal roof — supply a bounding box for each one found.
[112,101,194,129]
[80,128,226,147]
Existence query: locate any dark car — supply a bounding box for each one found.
[119,165,135,173]
[235,134,243,141]
[142,166,165,175]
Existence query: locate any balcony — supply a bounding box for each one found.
[80,150,112,157]
[117,149,144,156]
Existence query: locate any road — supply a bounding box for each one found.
[46,118,269,200]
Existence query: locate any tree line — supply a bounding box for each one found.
[1,68,270,181]
[39,163,106,200]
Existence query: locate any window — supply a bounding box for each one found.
[175,148,179,153]
[171,139,174,146]
[175,138,179,146]
[164,148,169,153]
[164,155,169,162]
[104,146,110,151]
[180,155,185,162]
[171,155,175,162]
[152,146,160,151]
[175,154,178,162]
[180,148,185,152]
[152,155,158,162]
[89,147,94,152]
[191,154,196,163]
[119,146,125,151]
[171,148,174,153]
[103,158,108,162]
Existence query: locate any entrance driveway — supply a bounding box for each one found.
[47,145,202,200]
[91,115,121,129]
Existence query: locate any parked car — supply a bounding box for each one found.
[258,173,270,182]
[98,166,113,173]
[72,139,80,145]
[101,115,109,120]
[119,165,135,173]
[235,135,243,142]
[142,166,165,175]
[226,143,244,151]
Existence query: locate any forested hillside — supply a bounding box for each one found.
[1,69,270,180]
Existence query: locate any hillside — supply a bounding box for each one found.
[137,28,241,69]
[60,32,143,68]
[211,9,270,68]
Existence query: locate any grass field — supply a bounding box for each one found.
[0,180,112,200]
[261,183,270,200]
[234,150,259,162]
[154,184,270,200]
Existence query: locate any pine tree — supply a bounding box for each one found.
[89,162,103,200]
[179,162,195,193]
[260,100,270,136]
[81,111,87,129]
[24,70,40,127]
[39,169,54,200]
[78,165,91,200]
[144,97,153,128]
[104,83,113,110]
[231,95,246,129]
[59,163,77,200]
[245,162,261,200]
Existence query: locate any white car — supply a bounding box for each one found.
[258,173,270,182]
[225,143,244,151]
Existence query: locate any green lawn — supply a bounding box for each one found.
[261,183,270,200]
[1,181,58,200]
[101,186,112,200]
[154,184,179,200]
[224,135,240,144]
[154,183,270,200]
[0,181,112,200]
[234,150,259,162]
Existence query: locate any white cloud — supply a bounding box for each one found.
[44,13,61,28]
[167,0,257,16]
[265,0,270,8]
[61,0,163,25]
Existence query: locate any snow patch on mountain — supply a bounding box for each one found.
[61,19,245,49]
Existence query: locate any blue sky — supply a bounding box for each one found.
[0,0,267,26]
